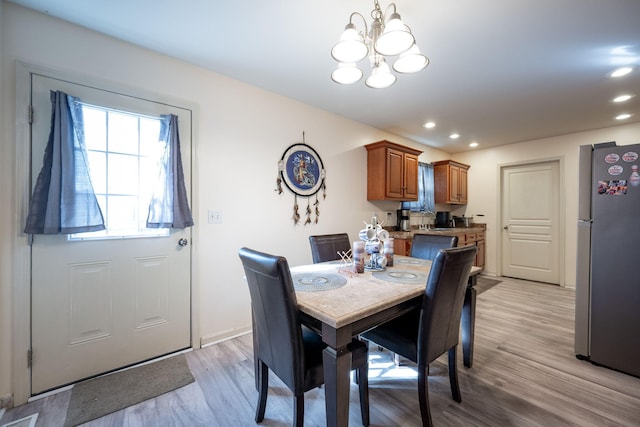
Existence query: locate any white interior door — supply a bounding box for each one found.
[501,161,561,284]
[30,74,192,394]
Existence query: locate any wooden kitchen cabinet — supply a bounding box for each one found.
[433,160,470,204]
[392,226,485,268]
[464,230,485,268]
[393,237,412,257]
[365,140,423,201]
[422,230,486,267]
[475,234,485,268]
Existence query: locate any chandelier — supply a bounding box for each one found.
[331,1,429,89]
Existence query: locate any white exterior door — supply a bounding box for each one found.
[30,74,192,394]
[501,161,561,284]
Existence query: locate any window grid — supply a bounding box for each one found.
[71,104,168,240]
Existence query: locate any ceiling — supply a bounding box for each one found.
[8,0,640,153]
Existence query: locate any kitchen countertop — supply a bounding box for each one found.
[389,226,486,239]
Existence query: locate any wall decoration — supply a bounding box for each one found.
[276,132,326,224]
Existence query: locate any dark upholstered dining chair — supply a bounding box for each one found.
[238,247,370,427]
[410,234,459,260]
[361,245,477,427]
[309,233,351,263]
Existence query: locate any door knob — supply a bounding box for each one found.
[178,238,189,247]
[503,226,509,230]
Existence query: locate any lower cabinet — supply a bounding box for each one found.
[461,231,485,269]
[475,234,485,268]
[393,238,412,257]
[394,230,485,268]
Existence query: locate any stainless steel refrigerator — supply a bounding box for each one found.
[575,141,640,377]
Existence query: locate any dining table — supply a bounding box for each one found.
[290,255,482,427]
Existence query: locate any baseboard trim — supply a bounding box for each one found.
[200,327,252,348]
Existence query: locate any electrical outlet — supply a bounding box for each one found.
[208,210,222,224]
[386,211,393,218]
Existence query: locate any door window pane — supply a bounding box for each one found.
[83,106,107,151]
[71,104,169,240]
[108,111,139,155]
[108,153,138,195]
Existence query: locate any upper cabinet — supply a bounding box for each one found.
[433,160,470,204]
[365,140,423,201]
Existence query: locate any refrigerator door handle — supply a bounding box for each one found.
[577,145,592,221]
[575,220,592,357]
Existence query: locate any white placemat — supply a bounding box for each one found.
[372,268,428,284]
[394,257,430,266]
[291,272,348,292]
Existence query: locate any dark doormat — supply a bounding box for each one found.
[64,353,194,427]
[475,277,502,294]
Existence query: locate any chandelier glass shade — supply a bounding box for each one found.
[331,23,368,63]
[365,59,396,89]
[331,62,364,85]
[331,1,429,88]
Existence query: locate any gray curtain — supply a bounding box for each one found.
[402,162,435,212]
[24,91,105,234]
[146,114,194,229]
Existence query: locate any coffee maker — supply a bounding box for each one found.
[397,209,411,231]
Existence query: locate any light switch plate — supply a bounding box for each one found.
[208,210,222,224]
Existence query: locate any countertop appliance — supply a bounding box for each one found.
[575,142,640,378]
[435,211,452,228]
[397,209,411,232]
[452,215,473,228]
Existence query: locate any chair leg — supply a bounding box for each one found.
[354,338,368,385]
[358,363,370,426]
[252,320,259,391]
[294,394,305,427]
[418,364,433,427]
[255,360,269,422]
[448,346,462,403]
[394,352,401,366]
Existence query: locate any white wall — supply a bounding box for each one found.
[0,2,448,402]
[452,122,640,286]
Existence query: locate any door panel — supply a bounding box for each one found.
[501,162,560,284]
[386,148,403,198]
[30,74,192,394]
[449,165,459,202]
[403,154,419,199]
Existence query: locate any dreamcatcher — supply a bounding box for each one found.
[275,132,326,225]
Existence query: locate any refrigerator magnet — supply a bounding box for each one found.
[608,165,624,175]
[605,153,620,163]
[622,151,638,162]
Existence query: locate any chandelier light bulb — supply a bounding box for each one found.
[374,13,415,56]
[393,44,429,74]
[331,23,368,63]
[331,63,364,85]
[365,60,396,89]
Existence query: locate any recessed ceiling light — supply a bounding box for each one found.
[450,133,460,139]
[423,121,436,129]
[612,94,633,103]
[469,142,479,148]
[610,67,633,78]
[615,113,632,120]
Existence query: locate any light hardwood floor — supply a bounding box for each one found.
[3,277,640,426]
